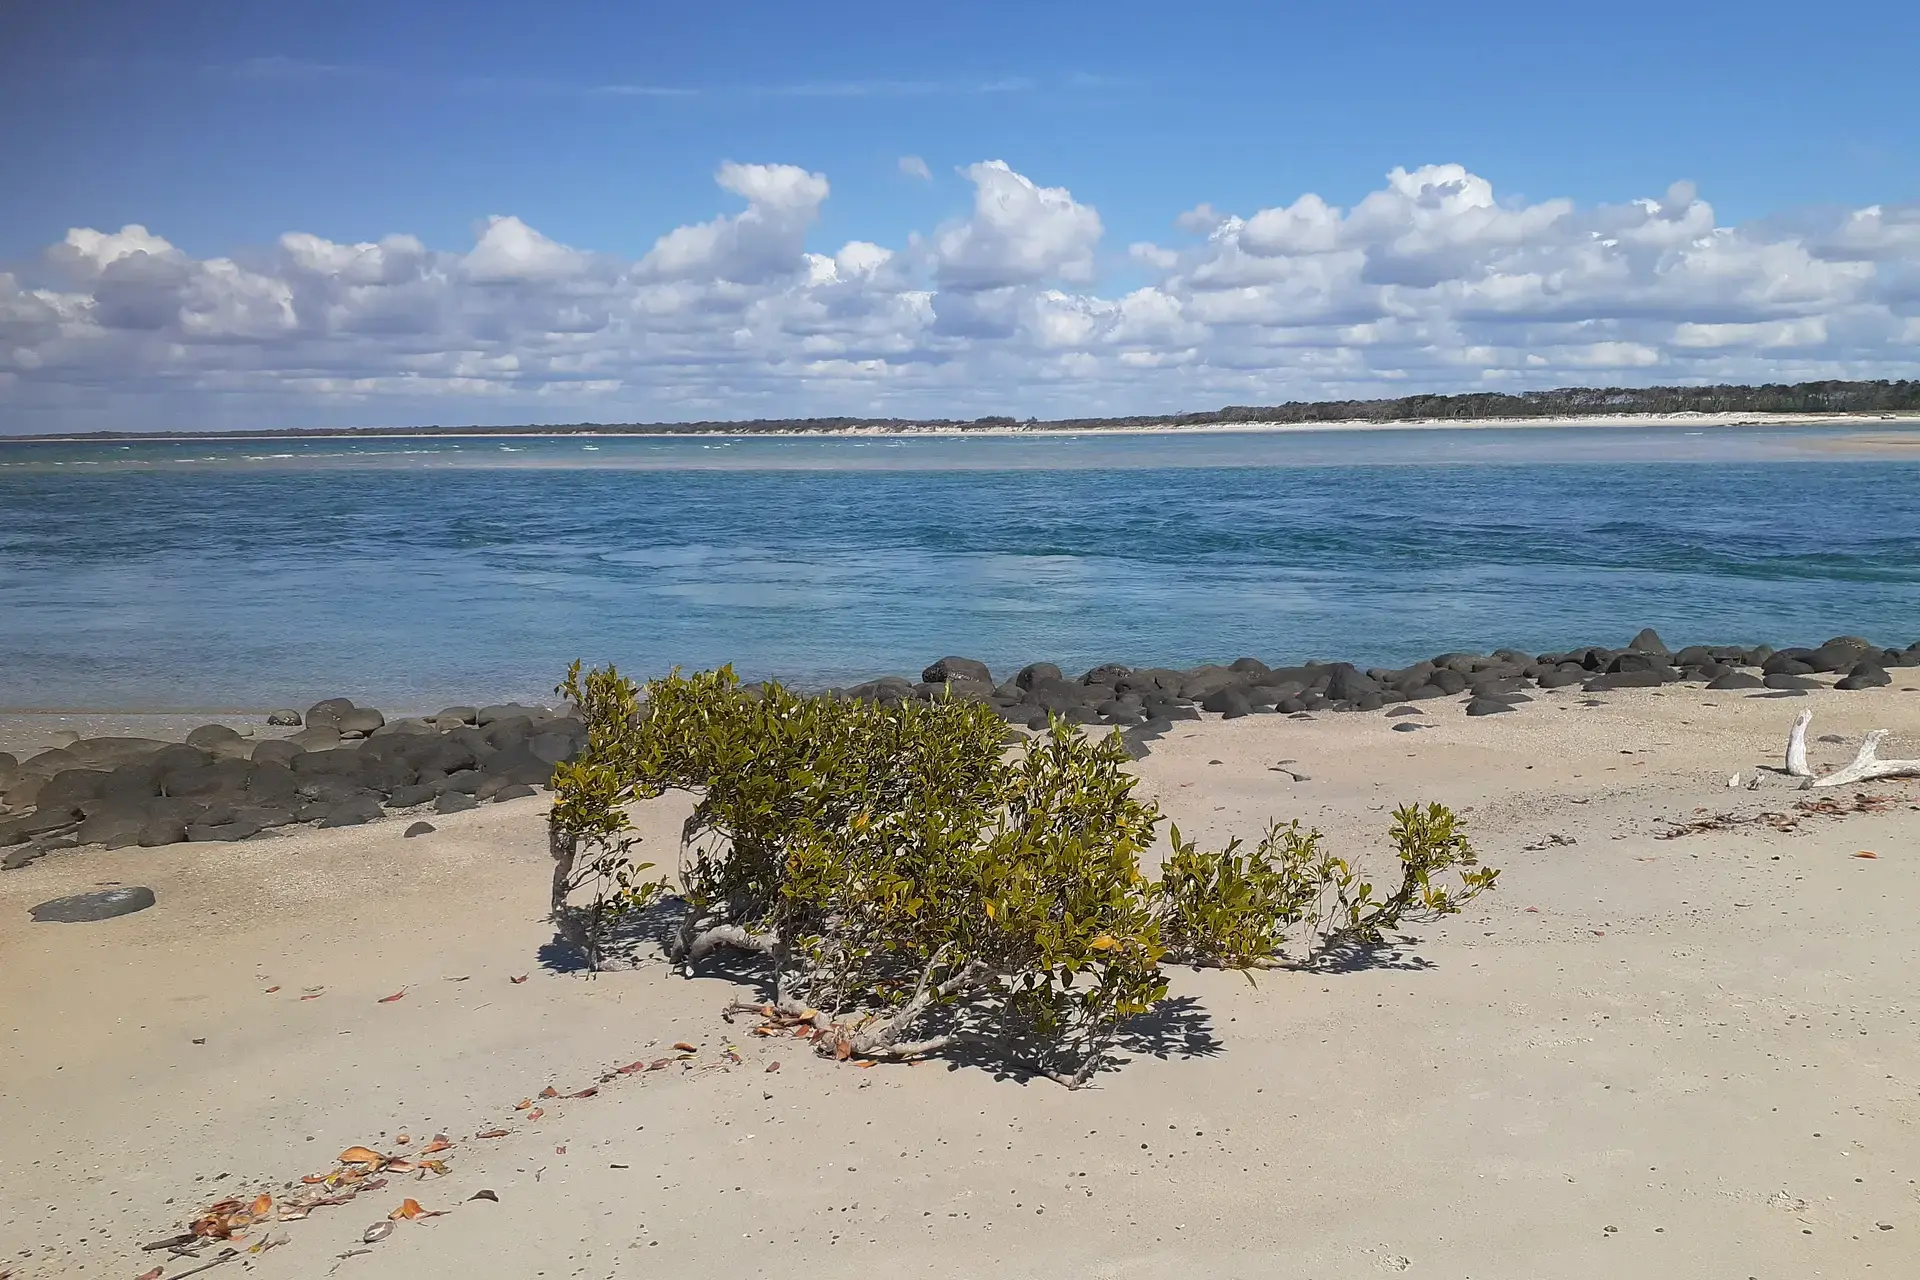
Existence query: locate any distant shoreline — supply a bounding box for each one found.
[7,409,1920,446]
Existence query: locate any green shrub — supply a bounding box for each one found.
[548,664,1497,1084]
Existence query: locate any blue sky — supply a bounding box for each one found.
[3,1,1918,431]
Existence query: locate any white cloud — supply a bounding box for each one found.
[4,162,1919,432]
[898,155,932,181]
[933,160,1102,290]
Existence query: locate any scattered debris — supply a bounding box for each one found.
[468,1190,499,1203]
[363,1221,395,1244]
[377,989,407,1003]
[1660,790,1904,839]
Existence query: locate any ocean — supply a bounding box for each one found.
[2,424,1917,710]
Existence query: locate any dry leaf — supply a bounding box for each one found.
[514,1098,533,1111]
[765,1061,780,1073]
[509,975,528,984]
[1854,851,1880,859]
[615,1061,647,1074]
[475,1128,509,1139]
[136,1269,163,1280]
[672,1042,697,1052]
[264,986,280,993]
[384,1160,416,1173]
[298,993,323,1001]
[249,1193,273,1219]
[420,1136,451,1155]
[647,1058,671,1071]
[526,1108,544,1122]
[855,1059,877,1068]
[363,1221,395,1244]
[300,1174,330,1185]
[417,1159,450,1177]
[538,1086,558,1099]
[566,1087,598,1099]
[468,1189,498,1202]
[378,989,407,1003]
[389,1199,425,1220]
[340,1146,384,1165]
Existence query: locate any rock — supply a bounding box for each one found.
[1835,664,1891,690]
[1391,721,1426,732]
[529,731,581,766]
[49,729,82,748]
[37,768,112,810]
[251,738,305,768]
[0,809,81,846]
[1465,697,1516,716]
[477,703,545,726]
[1706,672,1766,690]
[305,697,356,729]
[186,818,266,843]
[370,717,439,738]
[336,707,386,738]
[288,725,343,751]
[1200,688,1252,717]
[267,709,303,727]
[185,724,242,751]
[4,844,51,870]
[1605,652,1662,674]
[1763,672,1820,691]
[29,886,156,923]
[404,820,436,838]
[1322,664,1379,703]
[1628,628,1670,655]
[435,791,479,814]
[922,656,994,685]
[489,783,538,803]
[1385,706,1423,718]
[318,796,385,829]
[434,706,479,727]
[386,782,443,808]
[1584,670,1663,692]
[1536,668,1585,689]
[76,812,148,848]
[1015,663,1063,692]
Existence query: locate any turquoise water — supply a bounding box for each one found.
[2,425,1917,709]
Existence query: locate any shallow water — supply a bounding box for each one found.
[2,425,1917,709]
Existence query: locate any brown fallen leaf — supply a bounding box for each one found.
[249,1193,273,1219]
[420,1135,452,1155]
[765,1061,780,1073]
[468,1189,498,1202]
[340,1146,384,1165]
[646,1058,671,1071]
[300,1174,331,1185]
[555,1145,567,1155]
[136,1268,164,1280]
[416,1159,450,1177]
[509,975,528,984]
[615,1061,647,1074]
[833,1039,852,1062]
[264,986,280,993]
[566,1087,597,1099]
[526,1108,544,1122]
[537,1086,558,1099]
[514,1098,533,1111]
[475,1129,509,1139]
[672,1041,697,1052]
[298,993,323,1001]
[1854,851,1880,859]
[384,1159,417,1173]
[394,1133,410,1145]
[377,989,406,1003]
[389,1198,425,1220]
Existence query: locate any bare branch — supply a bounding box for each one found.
[1808,729,1920,789]
[1786,709,1813,779]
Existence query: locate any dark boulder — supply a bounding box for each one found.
[434,791,479,814]
[434,705,479,727]
[185,724,243,752]
[1536,668,1585,689]
[1228,657,1271,677]
[923,656,994,684]
[1385,706,1423,718]
[478,703,546,726]
[1080,662,1133,687]
[489,783,538,803]
[1322,664,1379,703]
[305,697,356,729]
[1391,721,1426,733]
[186,817,266,843]
[266,709,302,727]
[288,725,343,751]
[1427,669,1469,695]
[1763,672,1819,691]
[1584,670,1663,691]
[1835,664,1891,690]
[404,820,436,838]
[1015,663,1063,691]
[1628,628,1670,655]
[37,768,112,810]
[386,782,443,808]
[1706,672,1766,690]
[318,796,385,829]
[1465,697,1516,716]
[30,886,156,923]
[251,738,305,768]
[77,812,148,848]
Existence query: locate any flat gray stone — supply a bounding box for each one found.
[404,820,436,838]
[30,886,157,923]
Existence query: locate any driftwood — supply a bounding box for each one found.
[1785,712,1920,789]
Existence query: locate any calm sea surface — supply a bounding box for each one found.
[2,425,1918,710]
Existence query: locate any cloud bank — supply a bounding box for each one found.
[3,161,1918,431]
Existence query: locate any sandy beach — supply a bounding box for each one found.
[4,679,1918,1279]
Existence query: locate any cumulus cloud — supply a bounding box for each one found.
[3,162,1919,432]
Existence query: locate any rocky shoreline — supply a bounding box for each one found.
[3,629,1917,872]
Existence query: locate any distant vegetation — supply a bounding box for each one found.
[17,378,1920,440]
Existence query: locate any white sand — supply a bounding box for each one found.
[3,684,1918,1278]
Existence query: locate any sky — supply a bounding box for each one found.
[2,0,1918,433]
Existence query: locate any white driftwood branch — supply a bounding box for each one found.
[1808,729,1920,789]
[1785,709,1813,779]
